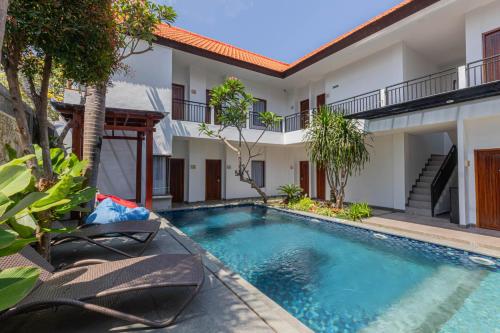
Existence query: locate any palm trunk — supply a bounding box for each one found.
[0,0,8,60]
[83,83,107,193]
[2,50,36,168]
[28,54,53,178]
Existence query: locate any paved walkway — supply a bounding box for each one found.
[2,214,311,333]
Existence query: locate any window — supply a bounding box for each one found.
[251,161,265,188]
[252,98,267,127]
[153,155,169,196]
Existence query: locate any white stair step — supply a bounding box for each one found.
[423,171,437,177]
[425,165,440,171]
[409,199,431,209]
[428,160,444,166]
[410,193,431,201]
[412,187,429,195]
[419,176,434,183]
[416,181,431,188]
[406,206,432,216]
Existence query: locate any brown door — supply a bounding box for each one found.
[172,84,185,120]
[206,159,222,201]
[300,99,309,129]
[169,158,184,203]
[475,149,500,231]
[316,165,326,200]
[483,28,500,82]
[316,94,326,109]
[300,161,309,196]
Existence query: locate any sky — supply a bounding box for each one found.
[156,0,403,63]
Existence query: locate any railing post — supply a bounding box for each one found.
[380,88,387,107]
[458,65,467,89]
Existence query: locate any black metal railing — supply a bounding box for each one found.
[327,90,381,116]
[248,111,283,132]
[172,99,211,123]
[466,54,500,87]
[386,68,458,106]
[285,112,309,132]
[431,145,457,217]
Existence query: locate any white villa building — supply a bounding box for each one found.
[60,0,500,231]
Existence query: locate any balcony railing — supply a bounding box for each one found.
[386,68,458,105]
[285,112,309,132]
[172,99,210,123]
[326,89,381,116]
[248,111,283,132]
[466,54,500,87]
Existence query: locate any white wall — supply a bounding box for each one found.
[186,139,225,202]
[461,114,500,225]
[324,43,405,104]
[402,44,439,81]
[465,0,500,63]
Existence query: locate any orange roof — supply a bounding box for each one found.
[154,0,441,78]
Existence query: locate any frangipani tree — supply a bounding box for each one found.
[199,77,282,203]
[305,106,370,208]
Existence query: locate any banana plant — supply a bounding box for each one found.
[0,146,97,311]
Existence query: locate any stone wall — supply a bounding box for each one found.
[0,84,24,163]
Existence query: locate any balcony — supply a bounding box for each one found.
[172,99,285,133]
[282,54,500,131]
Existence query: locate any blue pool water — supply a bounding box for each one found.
[163,205,500,333]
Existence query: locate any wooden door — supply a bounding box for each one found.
[316,165,326,200]
[206,159,222,201]
[169,158,184,203]
[172,84,185,120]
[483,28,500,82]
[300,161,309,196]
[316,94,326,109]
[300,99,309,129]
[475,149,500,231]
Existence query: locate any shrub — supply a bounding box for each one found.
[338,202,372,221]
[278,184,303,204]
[288,197,315,212]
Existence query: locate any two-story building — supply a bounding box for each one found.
[59,0,500,231]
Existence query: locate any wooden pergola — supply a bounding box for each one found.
[52,102,165,209]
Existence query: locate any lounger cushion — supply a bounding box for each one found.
[86,198,150,224]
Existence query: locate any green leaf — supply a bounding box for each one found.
[55,187,96,215]
[0,165,32,197]
[8,213,37,239]
[34,144,43,168]
[0,192,47,223]
[30,199,70,213]
[4,144,18,161]
[41,226,75,234]
[0,237,37,257]
[31,175,73,210]
[50,148,66,173]
[0,155,35,173]
[0,193,12,218]
[0,267,40,311]
[0,228,16,250]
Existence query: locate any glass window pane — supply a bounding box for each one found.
[153,156,167,196]
[251,161,265,188]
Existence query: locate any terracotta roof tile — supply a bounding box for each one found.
[154,0,440,77]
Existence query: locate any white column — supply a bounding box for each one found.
[456,117,468,226]
[210,106,215,124]
[392,132,407,210]
[380,88,387,107]
[457,65,467,90]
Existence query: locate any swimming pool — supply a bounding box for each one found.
[163,205,500,333]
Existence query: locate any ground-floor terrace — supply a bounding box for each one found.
[3,205,499,333]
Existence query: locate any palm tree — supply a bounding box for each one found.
[305,106,370,208]
[82,0,176,191]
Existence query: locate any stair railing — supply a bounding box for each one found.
[430,145,457,217]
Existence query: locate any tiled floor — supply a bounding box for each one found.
[2,215,310,333]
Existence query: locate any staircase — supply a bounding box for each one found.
[406,154,446,216]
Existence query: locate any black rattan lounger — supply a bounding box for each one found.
[0,246,204,328]
[51,219,161,258]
